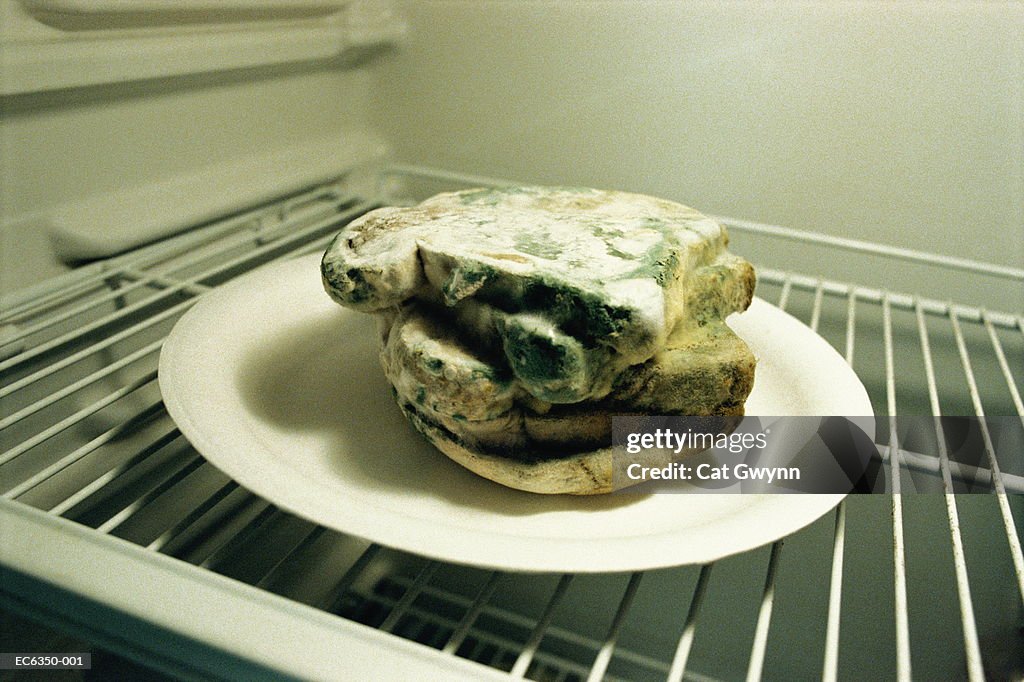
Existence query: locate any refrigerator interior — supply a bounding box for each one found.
[1,1,1022,680]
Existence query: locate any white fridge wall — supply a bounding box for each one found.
[1,0,1021,309]
[1,65,384,292]
[374,0,1023,310]
[0,0,393,294]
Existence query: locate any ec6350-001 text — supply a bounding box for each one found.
[0,653,91,669]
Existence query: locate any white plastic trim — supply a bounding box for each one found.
[1,0,404,94]
[23,0,343,12]
[0,500,511,681]
[45,132,388,261]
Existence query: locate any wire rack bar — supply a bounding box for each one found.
[481,615,629,680]
[0,184,341,323]
[94,452,206,534]
[185,494,275,565]
[756,269,1020,330]
[916,304,985,681]
[142,199,372,284]
[0,299,192,400]
[0,285,185,374]
[510,574,574,679]
[883,446,1024,494]
[366,590,598,679]
[822,289,858,682]
[982,313,1024,418]
[883,295,913,680]
[121,269,213,297]
[746,542,782,682]
[116,185,344,275]
[463,638,485,663]
[3,400,166,500]
[443,571,503,655]
[586,571,643,682]
[255,525,329,589]
[197,501,278,570]
[666,564,713,682]
[0,201,371,376]
[808,281,824,332]
[0,272,150,347]
[147,479,238,552]
[950,315,1024,600]
[287,233,340,259]
[742,278,819,682]
[0,339,162,431]
[1,202,371,411]
[380,561,439,633]
[717,273,792,682]
[153,487,256,561]
[822,502,847,682]
[0,369,158,467]
[0,271,125,326]
[404,579,668,678]
[47,429,183,517]
[844,290,858,364]
[715,217,1024,282]
[775,275,793,311]
[325,544,383,615]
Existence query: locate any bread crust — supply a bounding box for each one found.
[398,399,616,495]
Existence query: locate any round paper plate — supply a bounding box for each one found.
[159,254,872,573]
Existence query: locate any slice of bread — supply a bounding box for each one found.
[323,186,748,403]
[397,401,616,495]
[381,301,754,458]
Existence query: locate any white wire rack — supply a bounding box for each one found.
[1,165,1022,681]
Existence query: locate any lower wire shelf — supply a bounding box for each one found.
[0,167,1022,681]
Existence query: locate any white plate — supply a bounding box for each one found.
[159,254,873,573]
